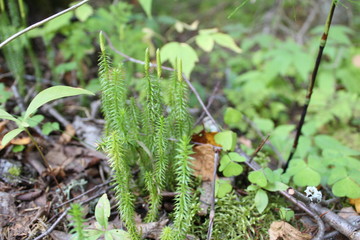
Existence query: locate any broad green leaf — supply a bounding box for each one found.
[161,42,198,78]
[0,108,21,125]
[263,181,288,192]
[95,194,110,229]
[315,135,360,156]
[332,177,360,198]
[219,155,243,177]
[139,0,152,18]
[214,131,237,151]
[42,122,60,135]
[224,107,243,129]
[0,83,12,104]
[104,231,114,240]
[295,136,312,158]
[74,3,94,22]
[12,145,25,153]
[108,229,131,240]
[212,33,242,53]
[24,86,94,120]
[216,179,232,198]
[195,34,214,52]
[293,167,321,187]
[263,167,275,183]
[27,115,44,127]
[248,170,267,188]
[255,189,268,213]
[246,184,259,191]
[85,229,104,240]
[227,152,246,162]
[328,167,347,185]
[1,127,24,146]
[279,207,294,221]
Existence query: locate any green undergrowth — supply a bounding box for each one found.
[191,192,290,240]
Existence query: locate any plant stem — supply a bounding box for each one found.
[284,0,337,171]
[24,128,66,198]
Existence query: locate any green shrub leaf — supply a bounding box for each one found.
[212,33,242,53]
[216,179,232,198]
[24,86,94,120]
[219,154,243,177]
[1,128,24,146]
[161,42,198,78]
[139,0,152,18]
[195,34,214,52]
[224,107,243,129]
[254,189,268,213]
[248,170,267,188]
[332,177,360,198]
[214,131,237,151]
[95,194,110,229]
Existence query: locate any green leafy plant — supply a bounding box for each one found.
[0,86,94,146]
[69,194,130,240]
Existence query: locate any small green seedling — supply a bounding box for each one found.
[279,207,294,222]
[247,168,288,213]
[0,86,94,146]
[69,194,130,240]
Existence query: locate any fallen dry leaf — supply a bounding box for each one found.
[338,207,358,220]
[349,198,360,213]
[190,144,215,181]
[191,129,220,147]
[10,137,31,145]
[59,124,75,143]
[269,221,312,240]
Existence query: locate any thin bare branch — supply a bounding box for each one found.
[0,0,90,48]
[207,149,220,240]
[285,0,338,170]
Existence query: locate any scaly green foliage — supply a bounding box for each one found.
[69,203,86,240]
[98,41,196,237]
[172,135,194,239]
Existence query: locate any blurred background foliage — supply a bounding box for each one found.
[1,0,359,188]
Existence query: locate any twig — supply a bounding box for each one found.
[207,149,220,240]
[56,180,112,208]
[0,0,90,48]
[284,0,338,170]
[309,203,360,239]
[31,209,68,240]
[194,80,221,126]
[249,135,269,162]
[103,32,218,129]
[32,187,111,240]
[242,115,285,164]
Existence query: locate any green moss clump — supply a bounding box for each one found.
[191,191,286,239]
[8,166,21,177]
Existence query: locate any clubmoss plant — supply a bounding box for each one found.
[98,32,196,239]
[68,203,86,240]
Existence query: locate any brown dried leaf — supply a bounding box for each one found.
[59,124,75,143]
[269,221,312,240]
[190,144,215,181]
[349,198,360,213]
[191,129,220,147]
[10,137,31,145]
